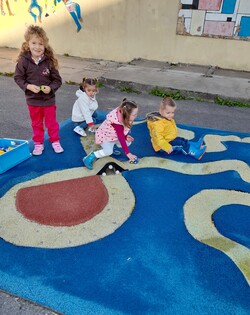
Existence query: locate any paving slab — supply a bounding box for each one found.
[101,64,250,101]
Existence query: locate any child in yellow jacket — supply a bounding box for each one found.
[146,97,206,160]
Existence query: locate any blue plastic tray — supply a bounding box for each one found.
[0,138,31,174]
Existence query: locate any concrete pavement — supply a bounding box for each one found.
[0,290,62,315]
[1,47,250,102]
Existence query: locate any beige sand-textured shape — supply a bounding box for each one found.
[184,189,250,285]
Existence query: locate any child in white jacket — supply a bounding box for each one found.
[72,78,98,136]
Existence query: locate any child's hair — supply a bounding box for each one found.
[160,97,176,110]
[17,25,59,70]
[119,98,138,128]
[80,78,98,91]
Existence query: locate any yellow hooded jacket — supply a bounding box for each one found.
[147,112,178,152]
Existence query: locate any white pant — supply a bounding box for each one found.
[94,140,131,158]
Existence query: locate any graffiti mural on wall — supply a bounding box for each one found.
[59,0,83,32]
[1,0,14,16]
[0,0,83,32]
[177,0,250,40]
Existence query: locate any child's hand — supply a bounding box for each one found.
[127,153,137,162]
[40,86,51,94]
[126,135,134,142]
[166,147,173,154]
[27,84,40,93]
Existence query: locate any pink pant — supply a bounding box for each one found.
[28,105,60,144]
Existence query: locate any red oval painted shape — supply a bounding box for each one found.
[15,175,108,226]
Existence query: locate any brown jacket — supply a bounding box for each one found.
[14,52,62,106]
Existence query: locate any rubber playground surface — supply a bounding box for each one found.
[0,112,249,315]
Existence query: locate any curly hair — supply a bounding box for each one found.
[119,98,138,128]
[16,25,59,70]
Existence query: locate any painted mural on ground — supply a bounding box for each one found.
[177,0,250,39]
[0,0,83,32]
[0,119,249,314]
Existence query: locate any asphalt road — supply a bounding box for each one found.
[1,75,250,141]
[0,74,250,315]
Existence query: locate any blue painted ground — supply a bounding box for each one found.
[0,112,249,315]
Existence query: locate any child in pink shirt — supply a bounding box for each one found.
[83,98,138,170]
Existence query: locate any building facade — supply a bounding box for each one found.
[1,0,250,71]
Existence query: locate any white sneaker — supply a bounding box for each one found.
[73,126,87,137]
